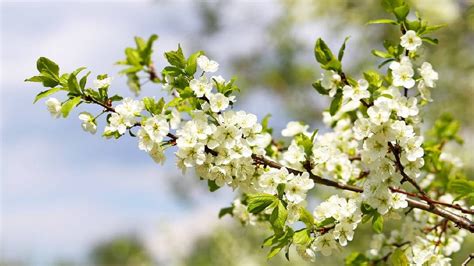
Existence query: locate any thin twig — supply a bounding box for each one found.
[462,253,474,266]
[80,99,474,233]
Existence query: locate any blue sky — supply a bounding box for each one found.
[0,1,295,264]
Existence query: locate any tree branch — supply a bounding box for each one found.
[462,253,474,266]
[80,99,474,233]
[251,154,474,233]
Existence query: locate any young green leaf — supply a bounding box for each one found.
[372,49,393,59]
[338,36,350,62]
[421,37,439,45]
[393,4,410,21]
[293,229,311,245]
[207,180,221,192]
[371,213,384,233]
[367,19,398,25]
[390,248,409,266]
[33,88,62,103]
[299,207,315,227]
[185,51,203,76]
[67,73,82,95]
[36,57,60,78]
[247,194,276,214]
[218,206,233,218]
[345,252,369,266]
[164,45,186,68]
[329,92,343,116]
[448,179,474,200]
[269,200,288,232]
[60,96,82,118]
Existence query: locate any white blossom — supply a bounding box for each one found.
[312,233,338,256]
[115,98,144,117]
[209,93,230,113]
[321,70,341,97]
[281,121,309,137]
[389,57,415,88]
[390,192,408,209]
[400,30,422,51]
[197,55,219,73]
[285,172,314,204]
[143,115,169,143]
[93,77,112,89]
[342,79,370,102]
[45,97,62,118]
[78,112,97,134]
[419,62,439,88]
[333,222,354,246]
[190,77,213,98]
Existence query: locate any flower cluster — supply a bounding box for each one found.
[258,167,314,204]
[366,194,468,265]
[30,8,472,264]
[312,195,362,254]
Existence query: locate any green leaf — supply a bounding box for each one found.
[267,245,283,259]
[36,57,60,78]
[371,213,384,233]
[338,36,350,61]
[143,97,165,115]
[378,59,395,68]
[207,180,220,192]
[312,80,328,95]
[317,217,336,228]
[109,95,123,102]
[67,73,81,95]
[310,129,319,143]
[361,203,375,214]
[25,75,59,88]
[247,194,276,214]
[299,208,315,227]
[345,252,369,266]
[295,133,313,157]
[262,234,277,247]
[164,44,186,68]
[293,229,311,245]
[269,200,287,232]
[141,34,158,66]
[393,4,410,21]
[421,24,446,35]
[218,206,233,218]
[323,58,342,72]
[381,0,405,12]
[406,20,421,31]
[314,38,340,71]
[448,179,474,200]
[329,92,343,116]
[124,47,142,66]
[127,73,141,96]
[371,49,393,59]
[367,19,398,25]
[363,70,383,87]
[261,114,273,134]
[33,87,62,103]
[421,37,439,45]
[60,96,81,118]
[72,67,86,77]
[185,51,203,76]
[79,71,91,90]
[390,248,409,266]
